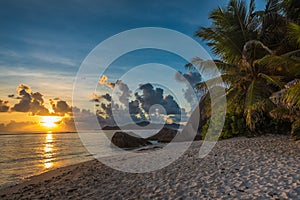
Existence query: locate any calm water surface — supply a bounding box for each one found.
[0,130,161,189]
[0,132,93,189]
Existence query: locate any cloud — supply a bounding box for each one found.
[105,82,115,89]
[0,100,9,112]
[99,75,115,89]
[99,75,108,85]
[174,71,202,86]
[128,100,141,115]
[98,75,131,106]
[11,84,50,115]
[115,80,131,106]
[90,93,112,102]
[95,76,186,125]
[136,83,181,115]
[175,71,202,108]
[0,121,38,132]
[50,99,72,116]
[65,107,102,131]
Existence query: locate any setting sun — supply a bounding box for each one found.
[40,116,62,129]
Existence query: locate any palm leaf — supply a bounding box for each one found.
[258,73,284,88]
[287,23,300,46]
[285,83,300,108]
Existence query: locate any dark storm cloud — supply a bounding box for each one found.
[174,71,202,86]
[95,83,182,121]
[97,103,113,119]
[136,83,181,115]
[0,100,9,112]
[128,100,141,115]
[11,84,50,115]
[163,95,181,114]
[175,71,202,107]
[96,77,184,123]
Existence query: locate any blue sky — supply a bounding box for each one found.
[0,0,266,115]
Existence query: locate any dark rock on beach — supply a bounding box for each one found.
[147,127,178,143]
[111,131,151,148]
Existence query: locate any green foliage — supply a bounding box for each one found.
[222,113,248,138]
[291,120,300,140]
[288,23,300,46]
[285,83,300,107]
[255,115,291,134]
[195,0,258,64]
[281,0,300,24]
[201,112,248,140]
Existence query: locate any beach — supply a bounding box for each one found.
[0,135,299,199]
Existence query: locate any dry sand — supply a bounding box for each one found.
[1,135,300,199]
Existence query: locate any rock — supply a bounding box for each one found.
[102,126,121,130]
[147,127,178,143]
[111,131,151,148]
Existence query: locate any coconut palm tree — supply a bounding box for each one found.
[191,0,300,133]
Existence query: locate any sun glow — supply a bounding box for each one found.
[40,116,62,129]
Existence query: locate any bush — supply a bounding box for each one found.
[200,112,248,140]
[291,121,300,140]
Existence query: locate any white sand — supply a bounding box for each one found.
[1,135,300,199]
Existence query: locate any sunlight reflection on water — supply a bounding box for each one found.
[44,132,54,169]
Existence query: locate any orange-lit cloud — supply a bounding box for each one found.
[0,100,9,112]
[98,75,115,89]
[90,93,112,103]
[105,82,115,89]
[99,75,108,84]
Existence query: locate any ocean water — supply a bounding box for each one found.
[0,130,160,189]
[0,132,94,189]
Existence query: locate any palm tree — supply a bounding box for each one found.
[192,0,300,134]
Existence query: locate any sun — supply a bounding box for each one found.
[40,116,62,129]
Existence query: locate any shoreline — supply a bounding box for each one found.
[1,135,300,199]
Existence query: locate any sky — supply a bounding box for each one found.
[0,0,266,132]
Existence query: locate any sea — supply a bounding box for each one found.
[0,130,160,189]
[0,132,94,189]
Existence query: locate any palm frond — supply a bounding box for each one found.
[195,0,258,64]
[285,83,300,108]
[269,105,291,120]
[265,0,282,13]
[247,0,256,25]
[287,23,300,46]
[258,73,284,88]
